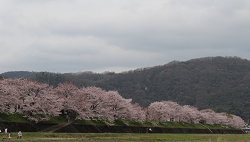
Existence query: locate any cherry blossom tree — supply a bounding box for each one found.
[179,105,200,124]
[0,78,21,112]
[131,103,146,122]
[231,114,245,128]
[54,84,143,123]
[19,79,63,122]
[147,101,182,123]
[54,82,80,114]
[164,101,183,122]
[214,112,233,126]
[200,109,217,125]
[0,78,63,122]
[0,78,246,127]
[78,87,139,122]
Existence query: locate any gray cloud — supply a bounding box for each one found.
[0,0,250,73]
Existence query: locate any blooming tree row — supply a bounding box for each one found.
[0,78,245,128]
[147,101,245,128]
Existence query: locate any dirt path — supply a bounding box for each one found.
[14,138,80,141]
[42,119,76,133]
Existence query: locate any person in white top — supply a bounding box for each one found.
[2,128,7,139]
[8,132,11,140]
[148,128,152,133]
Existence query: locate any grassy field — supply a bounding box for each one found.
[1,113,245,142]
[1,132,249,142]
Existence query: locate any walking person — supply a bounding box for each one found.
[66,115,70,122]
[148,128,152,133]
[3,128,7,139]
[17,131,22,139]
[8,132,11,140]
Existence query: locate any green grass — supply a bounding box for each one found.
[0,113,239,130]
[0,112,29,122]
[75,117,107,125]
[75,118,234,130]
[0,113,67,124]
[44,114,68,124]
[3,132,250,142]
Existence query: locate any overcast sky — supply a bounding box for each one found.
[0,0,250,74]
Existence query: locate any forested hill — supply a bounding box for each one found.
[1,71,37,79]
[2,56,250,120]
